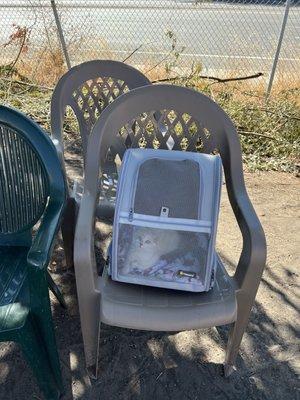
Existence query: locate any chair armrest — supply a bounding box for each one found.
[229,187,267,292]
[27,201,65,270]
[74,191,99,292]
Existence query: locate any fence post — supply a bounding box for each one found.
[266,0,291,98]
[50,0,71,70]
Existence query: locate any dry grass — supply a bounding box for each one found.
[18,48,66,87]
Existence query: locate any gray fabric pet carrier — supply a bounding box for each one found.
[110,148,222,292]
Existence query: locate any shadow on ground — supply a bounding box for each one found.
[0,243,298,400]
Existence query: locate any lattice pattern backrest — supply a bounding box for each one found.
[72,76,130,134]
[0,124,49,234]
[115,109,218,156]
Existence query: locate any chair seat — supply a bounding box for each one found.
[0,246,30,332]
[98,255,237,331]
[72,176,116,221]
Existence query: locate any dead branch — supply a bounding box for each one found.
[146,51,173,74]
[260,107,300,121]
[4,26,31,77]
[238,130,279,141]
[6,36,27,77]
[207,72,263,83]
[152,76,181,83]
[123,44,143,62]
[152,72,263,84]
[0,77,53,91]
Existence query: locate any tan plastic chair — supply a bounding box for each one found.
[50,60,151,267]
[74,84,267,378]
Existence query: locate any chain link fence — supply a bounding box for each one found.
[1,0,299,93]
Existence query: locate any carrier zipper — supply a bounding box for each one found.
[128,208,134,222]
[129,164,142,216]
[209,268,215,289]
[121,213,212,233]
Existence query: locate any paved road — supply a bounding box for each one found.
[1,2,299,75]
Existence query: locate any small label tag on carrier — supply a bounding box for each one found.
[160,206,169,217]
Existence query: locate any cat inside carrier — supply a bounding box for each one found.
[108,148,222,292]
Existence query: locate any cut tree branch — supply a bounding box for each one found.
[152,72,263,84]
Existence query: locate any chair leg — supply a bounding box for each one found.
[19,317,62,400]
[61,197,77,269]
[76,289,101,378]
[47,270,67,308]
[87,317,101,380]
[34,295,64,392]
[224,293,254,377]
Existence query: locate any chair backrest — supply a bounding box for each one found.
[0,106,66,246]
[51,60,151,162]
[84,84,245,213]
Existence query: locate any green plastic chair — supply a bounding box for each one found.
[0,106,67,399]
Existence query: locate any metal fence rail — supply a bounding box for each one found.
[1,0,299,94]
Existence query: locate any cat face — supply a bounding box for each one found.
[137,232,158,250]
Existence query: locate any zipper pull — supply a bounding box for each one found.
[128,208,133,222]
[210,269,215,288]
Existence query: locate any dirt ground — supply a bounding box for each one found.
[0,170,299,400]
